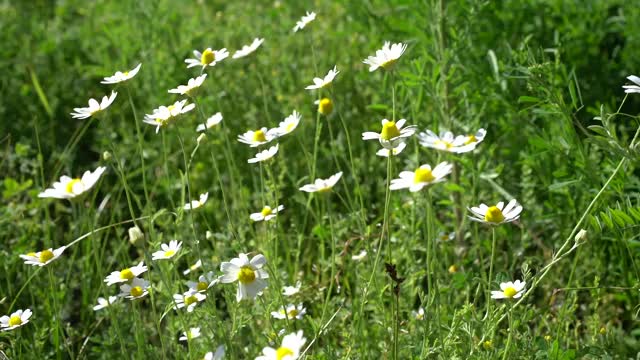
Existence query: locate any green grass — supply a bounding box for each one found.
[2,0,640,358]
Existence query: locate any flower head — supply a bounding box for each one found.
[93,296,118,311]
[271,303,306,320]
[20,246,66,267]
[101,63,142,84]
[196,112,223,132]
[389,162,452,192]
[168,74,207,96]
[293,11,316,32]
[187,272,219,293]
[282,281,301,296]
[256,330,306,360]
[623,75,640,94]
[491,280,526,299]
[299,172,342,193]
[436,231,455,243]
[233,38,264,59]
[184,193,209,210]
[0,309,32,331]
[71,91,118,119]
[305,66,339,90]
[351,250,367,261]
[152,240,182,260]
[185,48,229,69]
[238,127,279,147]
[418,129,485,153]
[143,100,195,133]
[250,205,284,222]
[315,98,334,116]
[204,346,225,360]
[248,144,279,163]
[119,277,150,300]
[173,290,207,312]
[363,42,407,72]
[39,166,106,199]
[183,259,203,276]
[468,199,522,226]
[104,261,148,285]
[219,253,269,302]
[376,142,407,157]
[412,307,425,320]
[362,119,417,150]
[276,111,301,136]
[179,327,201,342]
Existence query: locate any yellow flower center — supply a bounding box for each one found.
[201,49,215,65]
[120,268,135,280]
[484,206,505,223]
[435,140,453,149]
[164,250,176,258]
[65,178,82,194]
[8,315,22,327]
[123,71,129,76]
[130,286,144,297]
[167,104,176,113]
[483,340,493,350]
[237,266,256,284]
[196,282,209,292]
[261,206,273,217]
[380,121,401,140]
[448,265,457,274]
[503,286,517,298]
[39,249,54,263]
[285,122,296,133]
[381,59,398,70]
[276,347,294,360]
[465,134,477,145]
[252,130,267,142]
[287,309,299,318]
[27,252,36,257]
[184,295,198,306]
[413,168,435,183]
[318,98,333,115]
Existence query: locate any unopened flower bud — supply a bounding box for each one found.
[128,226,144,247]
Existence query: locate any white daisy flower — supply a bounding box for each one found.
[305,65,339,90]
[623,75,640,94]
[93,296,118,311]
[152,240,182,261]
[143,100,195,133]
[38,166,106,199]
[184,192,209,210]
[237,127,279,147]
[168,74,207,96]
[71,91,118,119]
[250,205,284,222]
[185,48,229,69]
[179,327,201,342]
[196,112,223,132]
[276,110,301,136]
[187,272,219,293]
[0,309,32,331]
[491,280,526,299]
[271,303,306,320]
[119,277,150,300]
[375,142,407,157]
[233,38,264,59]
[101,63,142,84]
[173,290,207,312]
[256,330,306,360]
[204,346,225,360]
[362,119,417,150]
[417,129,481,153]
[299,172,343,193]
[389,162,453,192]
[19,246,66,267]
[104,261,148,286]
[363,41,408,72]
[315,98,333,116]
[412,307,425,320]
[183,259,203,276]
[351,250,367,261]
[293,11,316,32]
[461,128,487,148]
[248,144,279,163]
[468,199,523,226]
[436,232,455,243]
[219,253,269,302]
[282,281,301,296]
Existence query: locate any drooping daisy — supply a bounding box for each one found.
[237,127,279,147]
[299,172,343,193]
[389,162,453,192]
[183,259,203,276]
[363,42,408,72]
[623,75,640,94]
[376,142,407,157]
[93,296,118,311]
[20,246,66,267]
[152,240,182,261]
[219,253,269,302]
[315,98,333,116]
[187,272,219,293]
[271,303,306,320]
[276,110,301,136]
[233,38,265,59]
[173,290,207,312]
[305,66,339,90]
[250,205,284,222]
[101,63,142,84]
[292,11,316,32]
[168,74,207,96]
[196,112,223,132]
[185,48,229,69]
[248,144,279,163]
[256,330,306,360]
[0,309,32,331]
[282,281,301,296]
[417,130,475,153]
[184,193,209,210]
[362,119,417,150]
[412,307,425,320]
[104,261,148,286]
[204,346,225,360]
[119,277,150,300]
[351,250,367,261]
[71,91,118,119]
[38,166,106,199]
[179,327,201,342]
[143,100,195,133]
[491,280,526,300]
[468,199,523,226]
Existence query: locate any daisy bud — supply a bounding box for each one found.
[197,133,207,144]
[574,229,587,244]
[128,226,144,247]
[102,151,112,161]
